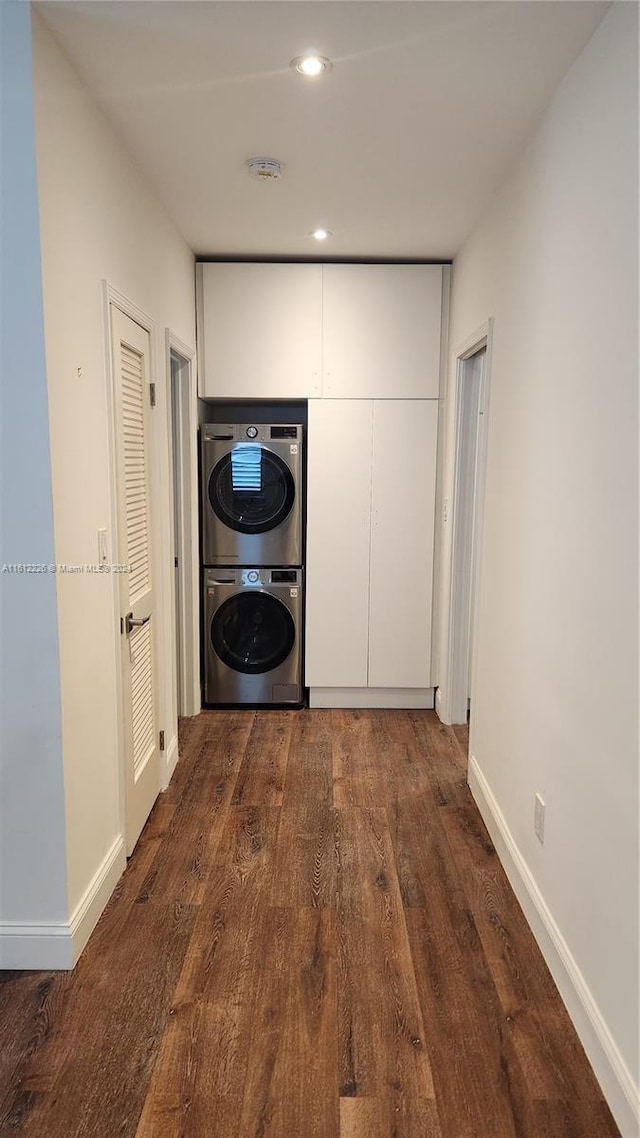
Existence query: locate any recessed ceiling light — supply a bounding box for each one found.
[311,228,332,241]
[291,54,332,78]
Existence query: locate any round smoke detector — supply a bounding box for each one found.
[246,157,284,181]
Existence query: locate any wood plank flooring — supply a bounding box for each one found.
[0,710,620,1137]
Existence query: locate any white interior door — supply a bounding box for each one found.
[111,306,160,854]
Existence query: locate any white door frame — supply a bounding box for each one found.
[436,318,493,726]
[165,329,200,719]
[102,282,160,840]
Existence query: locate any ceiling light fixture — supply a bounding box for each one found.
[291,54,332,78]
[311,228,332,241]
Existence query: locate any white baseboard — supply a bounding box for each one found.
[0,835,125,971]
[468,755,640,1138]
[69,834,125,965]
[0,922,75,970]
[309,687,435,709]
[163,733,179,789]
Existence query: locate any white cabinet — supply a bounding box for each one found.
[322,264,443,399]
[197,261,445,401]
[305,398,438,704]
[368,400,438,688]
[196,262,322,399]
[195,261,445,707]
[305,400,373,688]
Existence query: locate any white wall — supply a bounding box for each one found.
[31,15,196,930]
[0,2,69,958]
[442,4,638,1133]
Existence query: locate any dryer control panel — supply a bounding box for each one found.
[202,424,301,443]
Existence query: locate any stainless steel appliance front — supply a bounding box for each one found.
[203,567,303,705]
[201,423,303,566]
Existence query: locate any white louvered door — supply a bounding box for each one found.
[111,307,160,854]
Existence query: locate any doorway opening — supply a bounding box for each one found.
[437,322,492,727]
[167,333,200,720]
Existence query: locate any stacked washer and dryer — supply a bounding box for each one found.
[200,423,304,706]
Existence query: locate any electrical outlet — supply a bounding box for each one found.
[534,793,546,844]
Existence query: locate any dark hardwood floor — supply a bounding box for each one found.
[0,710,620,1137]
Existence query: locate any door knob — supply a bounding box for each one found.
[125,612,151,635]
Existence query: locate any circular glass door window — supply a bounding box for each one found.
[211,592,295,675]
[209,445,295,534]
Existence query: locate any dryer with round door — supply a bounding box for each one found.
[203,567,303,705]
[201,423,303,566]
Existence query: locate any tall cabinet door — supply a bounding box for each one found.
[305,399,373,688]
[368,400,438,688]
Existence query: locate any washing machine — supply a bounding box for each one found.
[201,423,303,566]
[203,567,303,705]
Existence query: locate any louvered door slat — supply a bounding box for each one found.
[130,621,154,778]
[121,342,151,605]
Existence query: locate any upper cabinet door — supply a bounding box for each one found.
[322,264,443,400]
[197,263,322,399]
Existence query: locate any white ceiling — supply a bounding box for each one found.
[36,1,608,260]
